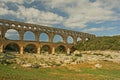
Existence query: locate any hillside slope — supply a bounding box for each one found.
[74,35,120,50]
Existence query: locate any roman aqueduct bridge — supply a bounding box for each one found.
[0,19,95,54]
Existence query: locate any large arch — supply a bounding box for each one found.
[5,29,19,40]
[24,44,37,53]
[4,43,20,53]
[40,45,51,54]
[39,33,49,42]
[55,45,66,54]
[67,36,73,44]
[53,34,63,43]
[24,31,35,41]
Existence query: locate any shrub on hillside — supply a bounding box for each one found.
[74,36,120,51]
[75,54,82,57]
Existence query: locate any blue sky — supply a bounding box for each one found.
[0,0,120,36]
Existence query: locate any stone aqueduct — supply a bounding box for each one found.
[0,19,95,54]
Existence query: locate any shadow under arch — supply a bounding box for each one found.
[5,29,19,40]
[40,45,51,54]
[4,43,20,53]
[24,44,37,53]
[55,45,66,54]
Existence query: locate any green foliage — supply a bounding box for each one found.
[0,61,120,80]
[55,45,66,53]
[5,43,19,52]
[75,54,82,57]
[24,44,36,53]
[105,54,113,59]
[72,56,77,62]
[74,35,120,50]
[0,53,16,65]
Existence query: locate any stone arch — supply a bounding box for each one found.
[40,45,51,54]
[55,45,66,54]
[67,36,73,44]
[5,29,19,40]
[24,44,37,53]
[53,34,63,43]
[39,32,49,42]
[4,42,20,53]
[24,31,35,41]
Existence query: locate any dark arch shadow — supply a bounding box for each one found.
[55,45,66,54]
[24,44,37,53]
[4,43,19,54]
[40,45,51,54]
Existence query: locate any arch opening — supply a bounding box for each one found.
[77,37,82,42]
[53,34,63,43]
[67,36,73,44]
[55,45,66,54]
[24,44,37,53]
[40,45,51,54]
[5,29,19,40]
[4,43,19,53]
[39,33,49,42]
[24,31,35,41]
[85,38,89,41]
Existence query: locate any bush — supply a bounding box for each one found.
[72,57,77,62]
[105,54,113,59]
[75,54,82,57]
[0,53,16,65]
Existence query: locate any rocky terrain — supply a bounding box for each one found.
[0,50,120,68]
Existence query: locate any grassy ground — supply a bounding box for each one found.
[0,61,120,80]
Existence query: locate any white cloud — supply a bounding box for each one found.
[0,5,16,15]
[16,6,64,26]
[83,27,105,32]
[0,0,120,30]
[64,0,119,28]
[96,0,120,10]
[82,26,117,32]
[0,0,24,4]
[43,0,120,28]
[43,0,75,9]
[0,2,64,27]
